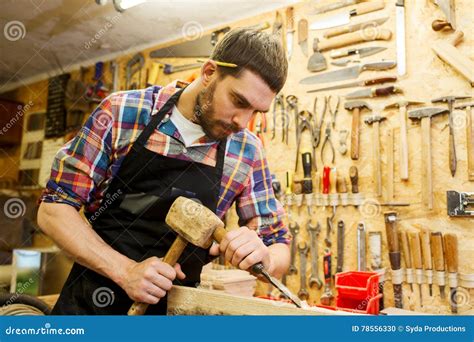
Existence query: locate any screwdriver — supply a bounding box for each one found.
[284,171,293,221]
[430,232,446,299]
[301,152,314,215]
[399,230,414,291]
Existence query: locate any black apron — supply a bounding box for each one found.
[52,88,227,315]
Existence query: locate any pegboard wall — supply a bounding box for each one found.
[2,0,473,314]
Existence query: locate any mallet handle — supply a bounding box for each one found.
[127,235,188,315]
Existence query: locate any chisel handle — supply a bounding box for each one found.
[318,28,392,51]
[430,232,445,271]
[444,233,458,273]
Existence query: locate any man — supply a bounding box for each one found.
[37,27,290,315]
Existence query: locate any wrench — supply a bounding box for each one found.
[288,222,300,275]
[308,221,323,288]
[320,248,334,305]
[336,220,345,273]
[357,222,366,271]
[298,241,310,300]
[324,206,336,247]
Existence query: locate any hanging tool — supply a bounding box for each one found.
[329,168,338,214]
[336,220,345,273]
[321,249,334,305]
[295,111,317,172]
[387,128,394,202]
[312,96,327,149]
[409,230,424,307]
[162,62,202,74]
[368,231,384,310]
[430,0,456,30]
[349,165,363,206]
[330,45,387,59]
[310,0,364,15]
[308,221,323,289]
[271,174,282,201]
[322,165,330,212]
[324,17,389,39]
[298,19,308,57]
[345,101,371,160]
[364,115,386,197]
[408,107,450,209]
[310,1,385,30]
[286,95,299,144]
[301,152,314,215]
[321,125,335,166]
[248,112,266,146]
[455,102,474,181]
[307,38,327,72]
[125,53,145,89]
[149,27,229,58]
[396,0,407,76]
[298,241,310,300]
[446,190,474,216]
[271,94,287,143]
[300,61,396,85]
[307,75,397,94]
[288,222,300,275]
[431,31,474,86]
[331,59,361,67]
[420,228,433,296]
[327,95,340,128]
[286,7,294,61]
[357,222,366,271]
[385,100,424,181]
[337,175,349,206]
[432,95,471,177]
[430,232,446,299]
[399,230,414,291]
[444,233,458,313]
[315,29,392,52]
[338,130,349,155]
[284,171,293,221]
[293,179,304,214]
[110,61,120,92]
[345,85,402,99]
[384,211,403,309]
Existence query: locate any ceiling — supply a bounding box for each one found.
[0,0,296,94]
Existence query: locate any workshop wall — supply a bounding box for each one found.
[1,0,473,314]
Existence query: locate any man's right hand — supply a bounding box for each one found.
[119,257,186,304]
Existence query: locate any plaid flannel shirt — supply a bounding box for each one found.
[40,81,290,246]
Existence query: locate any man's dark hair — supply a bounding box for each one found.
[210,27,288,93]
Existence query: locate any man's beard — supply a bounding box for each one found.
[193,81,241,141]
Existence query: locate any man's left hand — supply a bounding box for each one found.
[209,226,271,272]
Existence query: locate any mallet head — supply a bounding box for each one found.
[408,107,449,121]
[165,197,224,249]
[344,100,370,111]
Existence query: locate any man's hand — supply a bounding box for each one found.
[118,257,186,304]
[209,226,271,272]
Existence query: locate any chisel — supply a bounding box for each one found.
[444,233,458,313]
[430,232,446,299]
[420,228,433,296]
[409,230,424,307]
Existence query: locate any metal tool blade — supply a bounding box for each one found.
[325,16,389,38]
[252,263,303,308]
[434,0,456,29]
[345,88,373,99]
[359,46,387,58]
[300,65,361,84]
[310,11,350,30]
[300,41,308,57]
[396,1,406,76]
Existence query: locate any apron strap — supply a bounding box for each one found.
[135,88,185,149]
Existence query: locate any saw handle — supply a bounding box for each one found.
[365,76,398,86]
[128,235,188,315]
[375,86,398,97]
[318,28,392,51]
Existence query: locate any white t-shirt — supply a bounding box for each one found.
[170,105,206,147]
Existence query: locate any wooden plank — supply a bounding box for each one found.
[167,285,353,315]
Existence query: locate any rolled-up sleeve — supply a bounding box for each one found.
[235,139,291,246]
[39,96,114,210]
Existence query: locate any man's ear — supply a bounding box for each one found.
[200,60,218,87]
